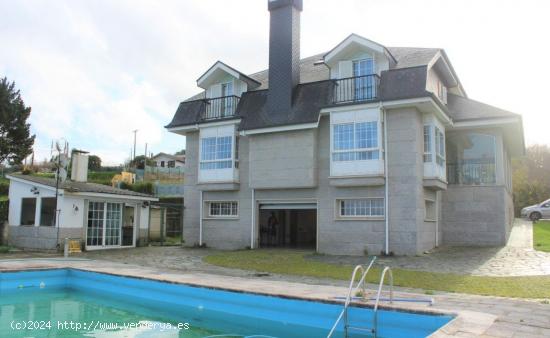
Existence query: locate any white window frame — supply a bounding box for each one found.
[331,121,380,162]
[435,126,446,167]
[198,125,238,183]
[352,58,375,77]
[86,201,124,248]
[199,135,233,170]
[336,198,385,219]
[329,108,384,177]
[423,125,432,163]
[205,201,239,218]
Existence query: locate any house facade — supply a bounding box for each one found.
[6,154,157,250]
[152,152,185,168]
[166,0,524,255]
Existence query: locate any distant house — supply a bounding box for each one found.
[6,153,158,250]
[152,153,185,168]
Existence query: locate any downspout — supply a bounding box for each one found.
[250,188,255,249]
[435,191,439,247]
[383,104,390,255]
[199,190,203,246]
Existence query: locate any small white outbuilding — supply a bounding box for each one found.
[6,156,157,251]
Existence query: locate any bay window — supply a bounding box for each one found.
[198,125,238,183]
[332,121,379,161]
[423,116,446,181]
[200,136,233,170]
[330,108,383,177]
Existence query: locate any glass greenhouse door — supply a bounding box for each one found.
[86,201,123,248]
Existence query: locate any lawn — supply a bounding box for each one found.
[534,220,550,252]
[204,250,550,299]
[0,246,10,254]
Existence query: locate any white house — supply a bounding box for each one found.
[152,152,185,168]
[6,154,158,251]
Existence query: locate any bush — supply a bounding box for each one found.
[0,182,8,196]
[130,182,154,195]
[118,182,154,195]
[0,200,8,223]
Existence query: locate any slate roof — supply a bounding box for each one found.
[166,44,518,131]
[387,47,440,69]
[446,94,520,122]
[238,80,334,130]
[8,174,156,199]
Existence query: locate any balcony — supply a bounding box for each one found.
[202,95,240,120]
[447,161,496,185]
[333,74,380,104]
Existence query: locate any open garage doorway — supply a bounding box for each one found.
[259,203,317,249]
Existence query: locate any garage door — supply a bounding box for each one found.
[259,203,317,210]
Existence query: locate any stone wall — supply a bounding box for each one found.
[441,185,509,246]
[8,226,82,250]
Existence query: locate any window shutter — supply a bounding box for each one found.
[441,86,448,104]
[210,84,222,98]
[339,60,353,78]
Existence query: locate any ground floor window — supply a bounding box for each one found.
[20,198,36,225]
[207,201,238,217]
[425,199,436,221]
[87,201,123,246]
[40,197,56,226]
[338,198,384,217]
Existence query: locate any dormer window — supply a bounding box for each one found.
[196,61,261,120]
[220,82,234,117]
[437,80,448,104]
[352,59,375,100]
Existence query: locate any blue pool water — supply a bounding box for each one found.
[0,269,452,337]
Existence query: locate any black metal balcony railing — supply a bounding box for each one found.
[447,161,496,185]
[202,95,240,120]
[333,74,380,104]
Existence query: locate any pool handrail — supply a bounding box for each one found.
[373,266,394,337]
[326,256,377,338]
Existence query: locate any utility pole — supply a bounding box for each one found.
[132,129,138,161]
[144,143,148,159]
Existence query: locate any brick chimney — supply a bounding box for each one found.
[267,0,302,116]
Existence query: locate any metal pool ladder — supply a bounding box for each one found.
[327,258,394,338]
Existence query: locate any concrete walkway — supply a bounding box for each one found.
[507,218,534,248]
[0,258,549,337]
[316,219,550,276]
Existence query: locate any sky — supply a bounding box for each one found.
[1,0,549,165]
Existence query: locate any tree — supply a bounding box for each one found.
[175,149,186,156]
[513,144,550,214]
[88,155,102,170]
[0,77,35,164]
[129,155,155,169]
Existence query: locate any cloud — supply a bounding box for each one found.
[1,0,549,165]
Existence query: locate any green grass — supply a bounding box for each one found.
[534,220,550,252]
[0,246,10,254]
[204,250,550,299]
[0,195,7,201]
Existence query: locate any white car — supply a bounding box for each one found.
[521,199,550,221]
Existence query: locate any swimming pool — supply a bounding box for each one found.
[0,269,452,337]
